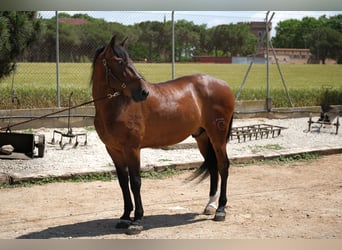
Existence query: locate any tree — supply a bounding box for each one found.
[75,20,123,62]
[135,21,169,62]
[325,14,342,32]
[297,17,322,48]
[272,15,342,63]
[175,20,200,61]
[272,19,302,48]
[272,17,323,48]
[307,27,342,64]
[0,11,42,79]
[211,23,256,56]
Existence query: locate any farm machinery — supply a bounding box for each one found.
[307,87,341,135]
[308,105,341,135]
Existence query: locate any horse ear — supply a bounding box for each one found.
[109,35,116,48]
[120,37,128,47]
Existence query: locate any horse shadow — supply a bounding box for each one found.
[17,213,207,238]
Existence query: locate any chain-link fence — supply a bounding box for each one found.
[0,11,267,109]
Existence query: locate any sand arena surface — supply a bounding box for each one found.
[0,154,341,239]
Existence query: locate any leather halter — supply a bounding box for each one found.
[102,58,143,95]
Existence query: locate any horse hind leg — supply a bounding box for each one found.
[205,117,232,222]
[210,138,230,222]
[193,130,219,216]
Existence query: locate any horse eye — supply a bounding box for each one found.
[117,60,123,65]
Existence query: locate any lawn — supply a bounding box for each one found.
[0,62,341,109]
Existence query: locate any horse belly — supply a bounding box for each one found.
[142,114,198,148]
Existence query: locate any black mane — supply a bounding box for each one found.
[92,46,105,68]
[90,46,105,84]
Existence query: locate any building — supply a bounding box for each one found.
[58,18,89,25]
[246,21,270,40]
[261,48,312,64]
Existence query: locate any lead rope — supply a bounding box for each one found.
[0,91,120,132]
[1,57,127,132]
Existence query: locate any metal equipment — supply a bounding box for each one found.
[0,65,45,160]
[51,92,87,149]
[50,92,87,149]
[0,131,45,159]
[230,124,287,143]
[307,106,341,135]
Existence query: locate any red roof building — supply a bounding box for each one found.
[58,18,89,25]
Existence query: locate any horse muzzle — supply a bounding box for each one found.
[131,88,149,102]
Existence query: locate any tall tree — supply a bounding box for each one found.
[0,11,42,79]
[174,20,200,61]
[298,17,322,48]
[194,24,210,56]
[325,14,342,32]
[307,26,342,64]
[211,23,256,56]
[136,21,167,62]
[272,19,302,48]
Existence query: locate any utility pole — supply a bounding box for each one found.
[265,11,274,112]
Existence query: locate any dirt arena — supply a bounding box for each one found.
[0,154,341,239]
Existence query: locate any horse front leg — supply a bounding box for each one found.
[115,166,133,222]
[129,168,144,221]
[125,148,144,235]
[106,148,134,228]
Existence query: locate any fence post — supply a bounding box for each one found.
[55,11,61,108]
[171,10,175,80]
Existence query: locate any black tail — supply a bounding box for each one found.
[187,139,217,183]
[227,114,234,142]
[187,115,233,183]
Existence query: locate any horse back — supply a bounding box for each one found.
[167,74,234,106]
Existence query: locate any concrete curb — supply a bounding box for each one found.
[0,106,322,130]
[1,146,341,186]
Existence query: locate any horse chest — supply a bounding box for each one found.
[95,111,144,144]
[125,114,143,132]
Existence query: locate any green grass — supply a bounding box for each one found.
[0,172,115,189]
[0,167,183,189]
[248,144,285,154]
[0,63,341,109]
[234,152,321,168]
[140,166,182,179]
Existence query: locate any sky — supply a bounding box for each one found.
[39,11,342,37]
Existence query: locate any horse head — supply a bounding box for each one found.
[102,35,149,102]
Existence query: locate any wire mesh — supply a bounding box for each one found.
[0,11,266,108]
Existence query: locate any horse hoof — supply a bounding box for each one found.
[204,205,216,215]
[213,211,226,221]
[126,223,143,235]
[116,220,131,229]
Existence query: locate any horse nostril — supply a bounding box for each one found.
[142,89,149,98]
[131,88,149,102]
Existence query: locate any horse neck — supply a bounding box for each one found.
[92,76,105,92]
[92,61,111,98]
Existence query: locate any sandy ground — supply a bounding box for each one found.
[0,153,341,239]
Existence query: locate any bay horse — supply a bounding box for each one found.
[91,35,235,234]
